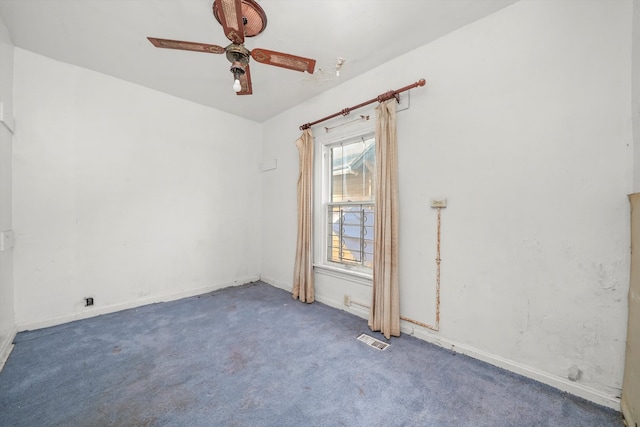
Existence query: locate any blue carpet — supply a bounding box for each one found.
[0,281,623,426]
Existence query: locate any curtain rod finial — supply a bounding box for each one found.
[418,78,426,87]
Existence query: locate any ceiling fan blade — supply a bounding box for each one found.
[213,0,245,44]
[250,48,316,74]
[147,37,225,54]
[236,65,253,95]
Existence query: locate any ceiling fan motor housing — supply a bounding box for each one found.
[226,43,250,79]
[225,43,250,65]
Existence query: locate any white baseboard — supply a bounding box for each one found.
[408,327,620,411]
[259,276,290,293]
[315,292,370,319]
[260,277,371,318]
[302,283,622,411]
[17,276,260,332]
[0,327,17,372]
[18,274,619,411]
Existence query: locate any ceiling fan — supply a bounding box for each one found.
[147,0,316,95]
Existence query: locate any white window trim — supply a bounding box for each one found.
[313,263,373,286]
[312,110,376,280]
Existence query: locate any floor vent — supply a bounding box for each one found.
[357,333,390,351]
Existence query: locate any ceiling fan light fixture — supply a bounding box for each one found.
[230,61,246,92]
[233,79,242,93]
[230,61,246,76]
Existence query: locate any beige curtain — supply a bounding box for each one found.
[368,100,400,339]
[292,129,315,303]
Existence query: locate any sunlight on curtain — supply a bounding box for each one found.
[368,100,400,338]
[292,129,315,303]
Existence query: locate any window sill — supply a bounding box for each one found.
[313,263,373,286]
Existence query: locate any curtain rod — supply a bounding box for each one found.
[299,78,426,131]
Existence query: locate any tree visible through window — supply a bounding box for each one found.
[326,136,375,268]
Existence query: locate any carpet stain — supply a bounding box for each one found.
[93,400,159,427]
[241,396,260,409]
[228,349,247,373]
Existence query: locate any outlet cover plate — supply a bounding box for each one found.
[431,198,447,208]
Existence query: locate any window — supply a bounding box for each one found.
[325,135,375,269]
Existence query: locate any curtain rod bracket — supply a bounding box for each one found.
[299,78,426,131]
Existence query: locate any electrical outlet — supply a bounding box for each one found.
[431,198,447,208]
[85,297,94,307]
[343,294,351,307]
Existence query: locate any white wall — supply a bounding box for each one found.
[12,49,261,329]
[261,0,632,408]
[0,13,16,367]
[634,0,640,191]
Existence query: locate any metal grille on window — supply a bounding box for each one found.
[327,203,374,267]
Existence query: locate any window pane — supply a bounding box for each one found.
[327,203,374,268]
[331,138,375,203]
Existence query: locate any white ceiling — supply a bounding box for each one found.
[0,0,518,122]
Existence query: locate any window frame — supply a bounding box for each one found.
[318,130,376,276]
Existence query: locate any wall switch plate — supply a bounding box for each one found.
[0,230,15,251]
[431,198,447,208]
[260,159,277,172]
